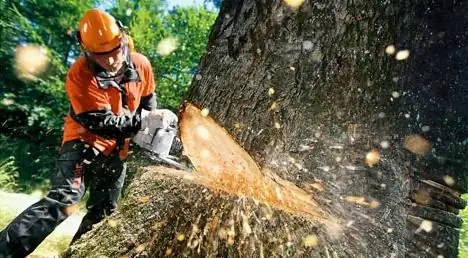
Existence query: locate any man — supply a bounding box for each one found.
[0,9,158,257]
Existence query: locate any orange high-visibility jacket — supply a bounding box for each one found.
[62,52,156,157]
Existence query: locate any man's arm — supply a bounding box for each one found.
[71,109,140,138]
[66,72,141,139]
[139,92,157,111]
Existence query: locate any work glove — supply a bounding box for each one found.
[120,108,142,137]
[129,111,142,135]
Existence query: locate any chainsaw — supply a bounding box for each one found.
[132,109,193,171]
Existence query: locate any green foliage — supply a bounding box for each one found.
[12,0,97,64]
[155,7,217,109]
[0,135,56,192]
[0,157,19,191]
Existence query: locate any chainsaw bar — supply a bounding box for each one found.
[145,150,194,172]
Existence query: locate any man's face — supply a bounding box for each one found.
[89,46,125,73]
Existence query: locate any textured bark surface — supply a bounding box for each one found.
[187,0,468,257]
[69,0,467,257]
[68,166,344,258]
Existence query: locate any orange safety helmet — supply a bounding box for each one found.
[78,9,123,53]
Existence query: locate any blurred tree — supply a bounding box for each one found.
[109,1,216,110]
[155,7,217,109]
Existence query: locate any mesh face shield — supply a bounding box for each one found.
[84,32,141,89]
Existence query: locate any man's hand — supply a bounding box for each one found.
[124,108,142,136]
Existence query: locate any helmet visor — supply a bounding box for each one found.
[87,44,125,73]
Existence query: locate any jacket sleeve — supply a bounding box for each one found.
[139,92,157,111]
[71,109,140,138]
[66,71,140,139]
[138,58,157,111]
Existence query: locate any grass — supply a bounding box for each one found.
[459,194,468,258]
[0,209,16,230]
[29,235,72,258]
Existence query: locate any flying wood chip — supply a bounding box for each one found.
[179,102,330,223]
[403,134,432,156]
[180,102,261,179]
[15,44,49,80]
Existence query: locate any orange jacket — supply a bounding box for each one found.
[62,52,156,157]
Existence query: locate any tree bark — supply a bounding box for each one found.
[70,0,467,257]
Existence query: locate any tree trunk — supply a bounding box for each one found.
[69,0,467,257]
